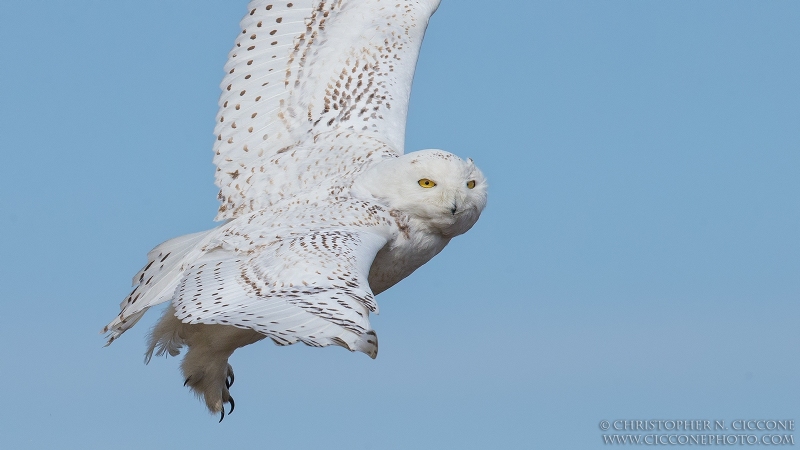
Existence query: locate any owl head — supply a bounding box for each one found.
[355,149,488,238]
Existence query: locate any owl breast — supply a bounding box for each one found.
[367,209,451,295]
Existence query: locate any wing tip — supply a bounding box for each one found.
[353,330,379,359]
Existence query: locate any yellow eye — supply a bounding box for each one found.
[467,180,476,189]
[418,179,436,188]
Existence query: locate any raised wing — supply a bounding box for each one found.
[214,0,441,220]
[172,228,389,357]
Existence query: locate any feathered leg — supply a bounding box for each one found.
[147,306,265,420]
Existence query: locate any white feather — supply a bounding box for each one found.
[103,228,217,344]
[104,0,490,418]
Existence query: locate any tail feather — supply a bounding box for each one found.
[103,228,217,344]
[132,230,213,288]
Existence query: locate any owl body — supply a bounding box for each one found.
[103,0,487,419]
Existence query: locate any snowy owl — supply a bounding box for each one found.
[103,0,487,420]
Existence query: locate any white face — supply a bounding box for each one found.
[356,149,488,237]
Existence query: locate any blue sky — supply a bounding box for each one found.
[0,1,797,448]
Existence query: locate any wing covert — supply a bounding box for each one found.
[213,0,441,220]
[172,228,389,358]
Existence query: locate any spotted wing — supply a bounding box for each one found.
[172,228,389,358]
[213,0,441,220]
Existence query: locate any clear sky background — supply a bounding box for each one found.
[0,1,797,448]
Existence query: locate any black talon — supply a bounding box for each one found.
[228,396,235,415]
[219,407,225,423]
[226,370,235,388]
[184,376,192,387]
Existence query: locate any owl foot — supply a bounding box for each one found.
[181,362,237,421]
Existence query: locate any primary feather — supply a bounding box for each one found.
[103,0,488,420]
